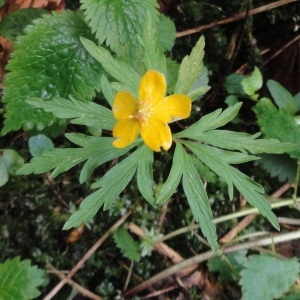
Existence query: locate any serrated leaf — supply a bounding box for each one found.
[174,36,205,94]
[141,11,167,76]
[156,143,183,204]
[0,256,45,300]
[254,97,300,158]
[208,250,247,282]
[240,254,300,300]
[158,14,176,51]
[80,37,140,96]
[267,80,296,115]
[184,141,279,230]
[0,8,48,40]
[180,143,218,251]
[255,154,297,183]
[176,102,242,138]
[27,96,115,130]
[241,66,263,96]
[113,228,141,262]
[28,134,54,157]
[2,11,103,134]
[137,146,155,206]
[80,0,159,58]
[64,146,144,229]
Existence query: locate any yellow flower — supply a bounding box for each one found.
[112,69,191,152]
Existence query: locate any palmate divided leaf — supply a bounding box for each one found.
[27,96,115,129]
[63,145,149,229]
[13,13,296,252]
[17,134,138,184]
[175,98,298,231]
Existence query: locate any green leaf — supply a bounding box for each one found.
[255,154,297,183]
[0,149,24,186]
[241,67,263,97]
[156,143,183,204]
[0,149,24,176]
[254,98,300,158]
[0,8,48,40]
[224,73,245,95]
[179,143,218,251]
[0,165,9,187]
[28,134,54,157]
[184,141,279,230]
[189,130,296,154]
[80,37,140,96]
[166,58,180,94]
[2,11,103,134]
[27,96,115,130]
[294,92,300,112]
[113,228,141,262]
[177,102,242,138]
[174,36,205,94]
[267,80,296,115]
[0,256,45,300]
[64,146,144,229]
[225,67,262,98]
[100,74,115,107]
[208,250,247,282]
[80,0,159,58]
[240,254,300,300]
[137,146,155,206]
[158,14,176,51]
[18,135,135,183]
[141,11,167,76]
[188,66,210,101]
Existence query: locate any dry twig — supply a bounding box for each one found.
[176,0,297,37]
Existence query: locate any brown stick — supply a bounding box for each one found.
[176,0,297,38]
[262,34,300,67]
[219,183,293,243]
[124,230,300,297]
[46,263,102,300]
[43,211,132,300]
[128,223,199,278]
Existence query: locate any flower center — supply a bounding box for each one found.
[136,101,151,127]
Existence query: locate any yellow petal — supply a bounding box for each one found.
[138,70,166,107]
[140,117,172,152]
[153,94,191,123]
[113,119,140,148]
[113,91,138,120]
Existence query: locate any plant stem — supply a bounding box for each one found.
[293,160,300,200]
[161,198,300,243]
[124,230,300,297]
